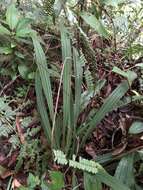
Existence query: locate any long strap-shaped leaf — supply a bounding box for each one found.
[35,72,51,144]
[60,24,72,147]
[96,168,130,190]
[73,48,83,127]
[31,34,54,121]
[115,153,135,188]
[81,80,129,146]
[54,0,67,16]
[84,172,102,190]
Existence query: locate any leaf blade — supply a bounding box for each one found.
[31,33,54,121]
[35,71,51,144]
[6,3,19,30]
[81,81,129,146]
[81,12,109,38]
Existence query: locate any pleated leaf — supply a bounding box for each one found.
[60,24,72,146]
[115,153,135,188]
[31,33,54,121]
[16,18,32,31]
[81,81,129,145]
[81,12,109,38]
[84,172,102,190]
[35,72,51,144]
[6,3,19,30]
[96,168,130,190]
[112,66,137,86]
[73,48,83,126]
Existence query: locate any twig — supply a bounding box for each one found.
[16,116,25,144]
[51,59,66,148]
[0,75,20,96]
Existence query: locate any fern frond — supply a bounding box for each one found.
[79,50,87,67]
[0,124,13,137]
[43,0,55,16]
[53,150,100,174]
[53,150,68,165]
[84,69,94,91]
[53,150,130,190]
[9,134,20,149]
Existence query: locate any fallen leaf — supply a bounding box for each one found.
[12,178,22,189]
[112,142,127,156]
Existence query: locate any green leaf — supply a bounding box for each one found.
[72,174,79,190]
[41,180,49,190]
[18,186,28,190]
[112,66,137,85]
[16,28,34,38]
[54,0,67,16]
[31,33,54,121]
[129,121,143,134]
[96,168,130,190]
[28,72,35,80]
[60,24,72,148]
[49,171,64,190]
[15,51,25,59]
[11,42,16,48]
[73,48,83,126]
[16,18,32,31]
[27,173,40,189]
[6,3,19,30]
[84,172,102,190]
[81,81,129,146]
[81,12,109,38]
[0,24,11,35]
[101,0,125,6]
[135,184,143,190]
[115,154,135,188]
[18,64,29,79]
[135,63,143,68]
[35,72,51,144]
[0,47,12,54]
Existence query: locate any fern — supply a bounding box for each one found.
[9,134,20,149]
[20,0,32,11]
[15,139,45,171]
[84,69,94,91]
[0,97,15,138]
[54,150,68,165]
[53,150,130,190]
[80,50,87,67]
[0,124,13,137]
[43,0,55,16]
[53,150,101,174]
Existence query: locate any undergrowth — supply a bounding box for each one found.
[0,0,143,190]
